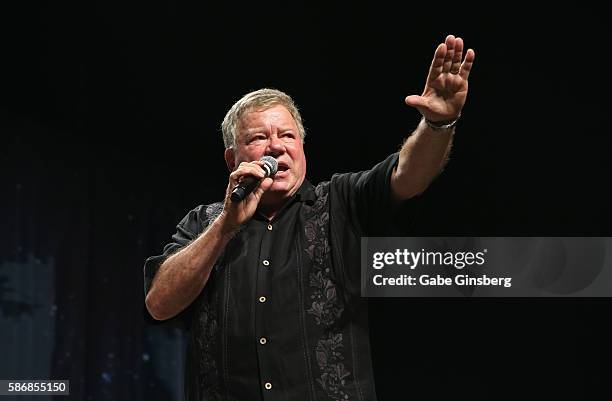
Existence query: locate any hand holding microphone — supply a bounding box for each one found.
[220,156,278,233]
[230,156,278,202]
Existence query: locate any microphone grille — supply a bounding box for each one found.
[260,156,278,175]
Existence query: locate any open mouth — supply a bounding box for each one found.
[273,166,289,179]
[276,163,289,174]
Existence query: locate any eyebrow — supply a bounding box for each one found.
[244,126,295,134]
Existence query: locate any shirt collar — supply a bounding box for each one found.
[254,179,316,222]
[295,179,316,205]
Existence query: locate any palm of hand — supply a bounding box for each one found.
[421,73,469,121]
[406,34,475,123]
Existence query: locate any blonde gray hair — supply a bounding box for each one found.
[221,88,306,149]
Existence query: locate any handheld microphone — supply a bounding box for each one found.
[230,156,278,202]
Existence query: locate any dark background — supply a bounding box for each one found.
[1,2,611,400]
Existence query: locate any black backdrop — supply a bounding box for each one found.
[1,2,611,400]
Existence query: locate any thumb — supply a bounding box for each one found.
[405,95,428,109]
[260,177,274,192]
[253,177,274,197]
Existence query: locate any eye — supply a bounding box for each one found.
[248,134,267,144]
[280,132,295,141]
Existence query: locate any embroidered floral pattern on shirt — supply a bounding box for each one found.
[192,202,224,400]
[304,182,352,400]
[193,294,222,400]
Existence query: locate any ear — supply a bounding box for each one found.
[224,148,236,172]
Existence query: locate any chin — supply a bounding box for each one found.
[268,183,291,193]
[267,178,296,194]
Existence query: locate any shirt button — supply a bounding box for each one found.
[264,382,272,390]
[259,296,266,303]
[267,224,273,231]
[259,337,267,345]
[262,260,270,266]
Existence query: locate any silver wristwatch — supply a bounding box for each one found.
[422,113,461,131]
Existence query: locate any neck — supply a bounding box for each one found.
[258,208,278,221]
[258,193,291,221]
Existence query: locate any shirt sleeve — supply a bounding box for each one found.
[328,153,420,300]
[142,206,207,326]
[143,206,204,296]
[330,152,406,236]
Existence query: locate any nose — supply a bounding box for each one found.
[266,135,286,157]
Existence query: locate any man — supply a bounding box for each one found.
[144,34,474,401]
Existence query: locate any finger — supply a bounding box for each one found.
[404,95,428,109]
[426,43,447,84]
[231,164,263,178]
[238,160,266,169]
[442,34,455,73]
[451,37,463,74]
[237,161,267,175]
[247,161,269,176]
[243,161,268,180]
[234,166,265,182]
[230,164,266,185]
[459,49,476,80]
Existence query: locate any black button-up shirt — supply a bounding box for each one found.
[145,153,400,401]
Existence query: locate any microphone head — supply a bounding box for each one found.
[260,156,278,176]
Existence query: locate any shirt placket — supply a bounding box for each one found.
[255,218,276,399]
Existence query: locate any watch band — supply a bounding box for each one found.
[422,113,461,131]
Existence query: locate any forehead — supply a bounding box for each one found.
[238,104,297,131]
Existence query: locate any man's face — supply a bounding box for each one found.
[225,104,307,201]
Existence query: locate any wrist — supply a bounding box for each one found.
[214,212,241,239]
[422,113,461,131]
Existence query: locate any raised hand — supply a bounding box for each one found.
[405,35,475,122]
